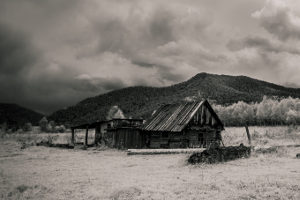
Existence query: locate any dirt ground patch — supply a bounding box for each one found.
[0,139,300,200]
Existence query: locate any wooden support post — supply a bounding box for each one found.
[85,126,89,147]
[218,131,225,147]
[94,126,100,146]
[71,128,75,146]
[245,125,251,146]
[221,139,225,147]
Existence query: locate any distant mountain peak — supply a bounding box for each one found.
[191,72,210,79]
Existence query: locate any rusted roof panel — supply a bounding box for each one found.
[142,101,205,132]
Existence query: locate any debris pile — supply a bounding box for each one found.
[188,144,251,164]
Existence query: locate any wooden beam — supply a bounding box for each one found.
[245,125,251,146]
[71,128,75,145]
[206,109,211,124]
[85,126,89,146]
[201,106,206,125]
[95,125,100,146]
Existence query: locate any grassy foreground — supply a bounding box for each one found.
[0,126,300,199]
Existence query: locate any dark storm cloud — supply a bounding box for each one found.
[131,61,156,68]
[0,24,38,75]
[0,0,299,114]
[252,0,300,41]
[227,36,300,54]
[22,73,127,114]
[72,75,126,92]
[148,8,176,45]
[131,59,187,84]
[157,68,187,84]
[90,5,177,57]
[0,23,127,114]
[82,3,216,85]
[0,23,38,104]
[283,82,300,88]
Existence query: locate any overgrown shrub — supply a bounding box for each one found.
[38,117,66,133]
[46,124,53,133]
[39,117,48,132]
[188,144,251,164]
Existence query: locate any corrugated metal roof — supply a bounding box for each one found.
[142,101,205,132]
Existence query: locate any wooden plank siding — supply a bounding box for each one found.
[145,129,217,149]
[105,128,144,149]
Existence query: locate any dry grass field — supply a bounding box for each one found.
[0,126,300,200]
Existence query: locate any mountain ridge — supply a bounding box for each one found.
[48,73,300,126]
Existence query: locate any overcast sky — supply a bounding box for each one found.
[0,0,300,114]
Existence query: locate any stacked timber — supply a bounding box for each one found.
[188,144,251,164]
[127,148,205,155]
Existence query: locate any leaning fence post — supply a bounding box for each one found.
[85,126,89,147]
[245,125,251,146]
[71,128,75,146]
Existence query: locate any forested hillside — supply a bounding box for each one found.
[0,103,43,129]
[48,73,300,126]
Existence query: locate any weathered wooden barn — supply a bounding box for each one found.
[141,100,224,149]
[100,118,144,149]
[70,100,224,149]
[71,118,144,148]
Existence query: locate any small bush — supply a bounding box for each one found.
[17,128,24,133]
[54,125,66,133]
[16,185,29,193]
[23,123,33,132]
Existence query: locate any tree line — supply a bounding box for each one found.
[213,96,300,126]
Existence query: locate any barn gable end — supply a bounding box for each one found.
[141,100,224,149]
[142,100,224,132]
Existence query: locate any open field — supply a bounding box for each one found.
[0,126,300,199]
